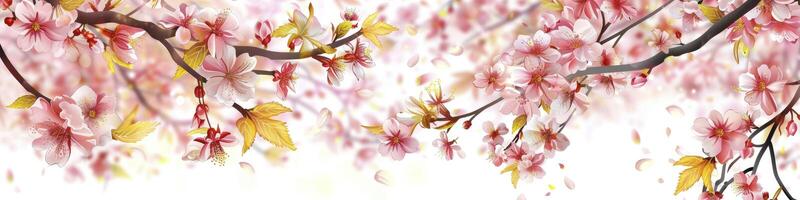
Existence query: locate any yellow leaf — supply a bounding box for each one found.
[733,40,742,64]
[59,0,85,11]
[542,0,564,12]
[306,37,335,54]
[6,95,37,109]
[362,124,384,135]
[102,49,132,74]
[501,163,520,188]
[112,106,159,143]
[512,115,527,134]
[360,12,398,48]
[334,21,353,40]
[173,42,208,79]
[699,5,724,23]
[272,23,297,38]
[238,102,296,152]
[110,164,130,179]
[674,156,716,195]
[541,102,551,113]
[186,128,209,136]
[236,117,257,155]
[434,120,457,130]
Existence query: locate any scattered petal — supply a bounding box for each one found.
[564,177,576,190]
[666,105,685,117]
[374,170,390,186]
[407,54,419,68]
[635,158,653,171]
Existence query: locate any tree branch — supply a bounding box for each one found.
[566,0,759,80]
[0,43,51,102]
[599,0,675,44]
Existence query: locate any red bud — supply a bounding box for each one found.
[3,17,13,27]
[194,85,205,98]
[462,120,472,129]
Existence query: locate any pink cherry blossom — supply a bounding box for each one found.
[489,147,506,167]
[161,3,196,44]
[670,1,702,31]
[504,142,531,162]
[693,110,747,163]
[588,50,625,95]
[432,132,464,160]
[742,139,754,158]
[699,192,724,200]
[199,48,257,105]
[510,31,561,67]
[601,0,637,23]
[726,18,760,47]
[191,8,239,57]
[473,63,508,94]
[378,118,419,160]
[191,127,236,164]
[254,19,273,48]
[526,117,570,158]
[745,0,792,23]
[482,121,508,146]
[550,82,590,123]
[11,0,69,52]
[107,25,145,65]
[552,19,602,71]
[273,62,297,100]
[563,0,601,19]
[518,150,546,180]
[343,39,373,81]
[648,29,678,54]
[499,87,540,117]
[738,65,786,115]
[511,63,565,102]
[766,15,800,43]
[30,97,94,167]
[71,86,120,146]
[733,172,763,200]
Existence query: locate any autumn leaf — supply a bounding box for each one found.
[360,12,398,48]
[271,3,334,57]
[674,156,716,195]
[102,49,133,74]
[6,95,37,109]
[173,42,208,79]
[237,102,295,155]
[362,124,384,135]
[542,0,564,12]
[186,127,209,136]
[112,106,159,143]
[59,0,85,11]
[501,162,521,188]
[512,115,527,134]
[699,5,724,23]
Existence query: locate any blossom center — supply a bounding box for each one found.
[714,128,726,137]
[757,80,767,91]
[31,22,41,32]
[88,110,97,118]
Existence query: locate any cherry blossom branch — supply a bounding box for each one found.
[566,0,759,81]
[599,0,675,45]
[461,2,541,45]
[234,31,363,60]
[768,142,794,199]
[253,70,276,76]
[433,97,503,121]
[0,43,51,102]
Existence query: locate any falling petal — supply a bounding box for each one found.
[517,194,527,200]
[548,184,556,190]
[407,54,419,68]
[564,177,575,190]
[239,162,255,174]
[357,89,373,98]
[631,129,640,144]
[318,108,332,128]
[6,169,12,183]
[416,73,432,86]
[431,57,450,68]
[657,177,664,183]
[374,170,390,186]
[545,192,551,196]
[635,158,653,171]
[666,105,684,117]
[405,25,417,36]
[559,163,565,169]
[448,45,463,56]
[666,127,672,137]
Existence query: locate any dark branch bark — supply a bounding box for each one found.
[234,32,363,60]
[0,43,51,102]
[599,0,675,44]
[566,0,759,80]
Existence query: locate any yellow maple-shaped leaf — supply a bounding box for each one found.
[102,49,133,74]
[334,21,353,40]
[173,42,208,79]
[501,162,521,188]
[272,23,297,38]
[237,102,295,154]
[6,95,37,109]
[674,156,716,195]
[512,115,527,134]
[361,124,384,135]
[236,117,257,155]
[59,0,85,11]
[699,5,724,23]
[361,12,398,48]
[112,106,159,143]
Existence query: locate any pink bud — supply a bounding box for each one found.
[630,73,648,88]
[787,120,797,136]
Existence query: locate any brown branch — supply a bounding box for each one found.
[233,31,363,60]
[0,43,51,102]
[253,70,275,76]
[599,0,675,44]
[566,0,759,80]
